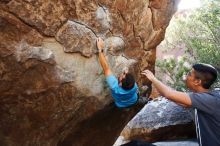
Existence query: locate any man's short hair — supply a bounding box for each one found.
[193,63,218,89]
[121,73,135,90]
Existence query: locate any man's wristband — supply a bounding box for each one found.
[98,49,103,53]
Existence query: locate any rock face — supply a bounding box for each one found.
[114,97,196,145]
[0,0,180,146]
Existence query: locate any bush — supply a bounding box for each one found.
[156,0,220,91]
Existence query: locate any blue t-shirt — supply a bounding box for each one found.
[189,90,220,146]
[106,74,138,108]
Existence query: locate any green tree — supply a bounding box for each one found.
[156,0,220,90]
[156,57,191,91]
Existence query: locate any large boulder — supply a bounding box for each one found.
[0,0,180,146]
[114,97,196,145]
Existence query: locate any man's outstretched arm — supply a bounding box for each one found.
[141,70,192,107]
[97,38,112,77]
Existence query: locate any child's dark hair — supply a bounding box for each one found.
[121,73,135,90]
[193,63,218,89]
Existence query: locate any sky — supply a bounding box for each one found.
[178,0,201,10]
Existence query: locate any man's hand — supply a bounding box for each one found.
[96,37,104,52]
[97,37,112,76]
[141,70,155,81]
[141,70,192,107]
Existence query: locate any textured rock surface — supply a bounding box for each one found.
[55,21,97,57]
[114,97,196,145]
[0,0,180,146]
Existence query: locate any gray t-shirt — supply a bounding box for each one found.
[189,90,220,146]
